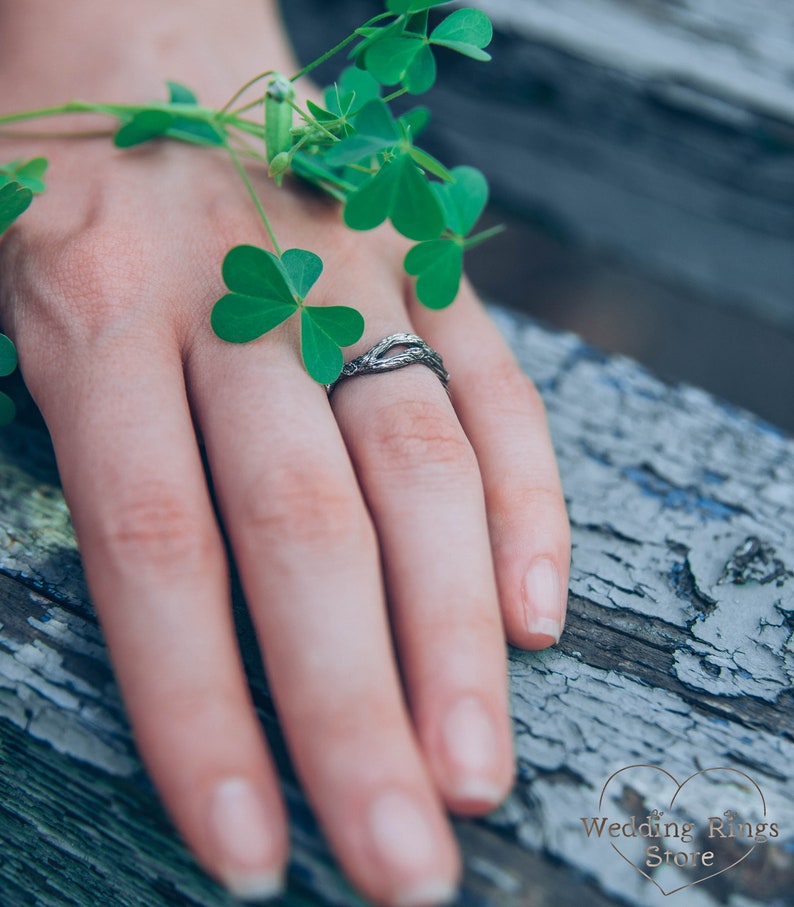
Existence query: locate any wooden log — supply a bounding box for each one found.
[1,306,792,906]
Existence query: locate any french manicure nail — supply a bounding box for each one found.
[522,558,562,642]
[442,696,503,804]
[368,790,455,906]
[208,777,283,901]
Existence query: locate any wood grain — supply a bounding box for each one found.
[1,306,792,906]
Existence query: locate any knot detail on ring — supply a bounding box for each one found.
[326,333,450,394]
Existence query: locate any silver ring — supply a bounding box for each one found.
[326,333,450,395]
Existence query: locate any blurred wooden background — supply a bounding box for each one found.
[282,0,794,432]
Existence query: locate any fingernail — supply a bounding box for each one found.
[208,777,283,901]
[368,790,456,907]
[442,696,503,804]
[522,558,562,642]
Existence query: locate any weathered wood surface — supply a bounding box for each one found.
[1,306,793,906]
[285,0,794,329]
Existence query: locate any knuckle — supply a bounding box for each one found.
[369,397,476,477]
[239,463,370,550]
[94,487,217,569]
[7,227,154,354]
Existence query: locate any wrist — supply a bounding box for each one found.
[0,0,297,111]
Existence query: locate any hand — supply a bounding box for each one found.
[0,3,570,905]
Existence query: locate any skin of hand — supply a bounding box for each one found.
[0,1,570,905]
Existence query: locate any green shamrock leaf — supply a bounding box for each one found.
[365,34,426,86]
[430,8,493,61]
[0,181,33,234]
[337,66,382,108]
[166,81,198,105]
[403,43,437,94]
[281,248,324,300]
[404,166,489,309]
[344,154,445,240]
[0,158,48,194]
[433,165,489,235]
[114,109,174,148]
[211,294,296,343]
[0,334,18,377]
[404,238,463,309]
[212,245,297,343]
[300,306,365,384]
[164,81,224,146]
[211,247,362,384]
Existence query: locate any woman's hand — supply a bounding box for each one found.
[0,2,570,905]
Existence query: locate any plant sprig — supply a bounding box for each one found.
[0,1,499,409]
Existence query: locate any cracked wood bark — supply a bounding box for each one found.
[1,307,792,907]
[283,0,794,329]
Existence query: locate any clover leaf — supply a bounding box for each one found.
[0,158,48,194]
[0,334,18,377]
[362,6,492,92]
[344,153,445,240]
[211,246,364,383]
[434,165,489,235]
[405,239,463,309]
[165,81,225,146]
[404,166,489,308]
[430,8,493,60]
[365,35,427,88]
[301,306,365,384]
[114,109,174,148]
[0,181,33,234]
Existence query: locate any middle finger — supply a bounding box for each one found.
[187,335,460,907]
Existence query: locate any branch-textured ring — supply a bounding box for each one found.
[326,333,450,395]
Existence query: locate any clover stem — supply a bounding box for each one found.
[382,88,409,104]
[464,224,506,249]
[226,143,282,257]
[229,95,267,117]
[225,116,266,140]
[287,99,339,143]
[218,71,275,115]
[288,12,394,83]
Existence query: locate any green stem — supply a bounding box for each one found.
[0,100,102,126]
[289,12,393,82]
[382,88,409,104]
[225,142,282,256]
[464,224,505,249]
[230,94,267,117]
[219,71,275,115]
[224,116,266,140]
[287,99,340,144]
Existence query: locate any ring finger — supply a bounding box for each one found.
[330,325,515,815]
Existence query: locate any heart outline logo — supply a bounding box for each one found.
[597,763,767,896]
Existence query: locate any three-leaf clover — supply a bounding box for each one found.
[405,165,488,308]
[211,245,364,384]
[363,7,493,93]
[330,99,447,240]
